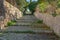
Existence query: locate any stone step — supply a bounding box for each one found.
[14,23,50,29]
[17,19,37,21]
[16,20,36,23]
[17,16,37,20]
[14,23,49,28]
[13,22,50,30]
[2,15,59,40]
[0,33,59,40]
[15,22,32,26]
[31,24,50,28]
[3,26,53,33]
[18,17,37,20]
[20,15,36,18]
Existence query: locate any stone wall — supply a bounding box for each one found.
[0,0,6,29]
[4,0,22,20]
[34,12,60,37]
[0,0,23,29]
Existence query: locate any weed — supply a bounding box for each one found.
[7,20,16,26]
[36,20,43,24]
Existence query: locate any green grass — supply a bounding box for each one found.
[7,20,16,26]
[0,31,36,34]
[36,20,43,24]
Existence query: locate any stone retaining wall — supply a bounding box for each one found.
[34,12,60,37]
[0,0,23,29]
[4,1,22,20]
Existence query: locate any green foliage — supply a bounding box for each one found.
[1,31,35,34]
[7,20,16,26]
[28,2,38,13]
[38,0,44,3]
[57,0,60,8]
[11,20,17,22]
[52,11,57,17]
[52,13,57,17]
[38,2,48,12]
[16,0,28,11]
[36,20,43,24]
[47,0,55,3]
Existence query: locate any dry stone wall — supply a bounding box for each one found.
[0,0,6,29]
[34,12,60,37]
[4,0,22,20]
[0,0,23,29]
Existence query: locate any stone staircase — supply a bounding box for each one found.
[0,15,59,40]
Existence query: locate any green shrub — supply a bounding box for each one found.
[39,2,48,12]
[52,13,57,17]
[7,20,16,26]
[36,20,43,24]
[28,2,38,13]
[57,1,60,8]
[11,20,17,22]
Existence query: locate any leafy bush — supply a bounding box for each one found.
[36,20,43,24]
[16,0,28,11]
[28,2,38,13]
[52,13,57,17]
[38,2,48,13]
[57,0,60,8]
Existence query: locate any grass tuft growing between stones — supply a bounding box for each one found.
[7,20,16,26]
[35,20,43,24]
[52,13,57,17]
[0,31,36,34]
